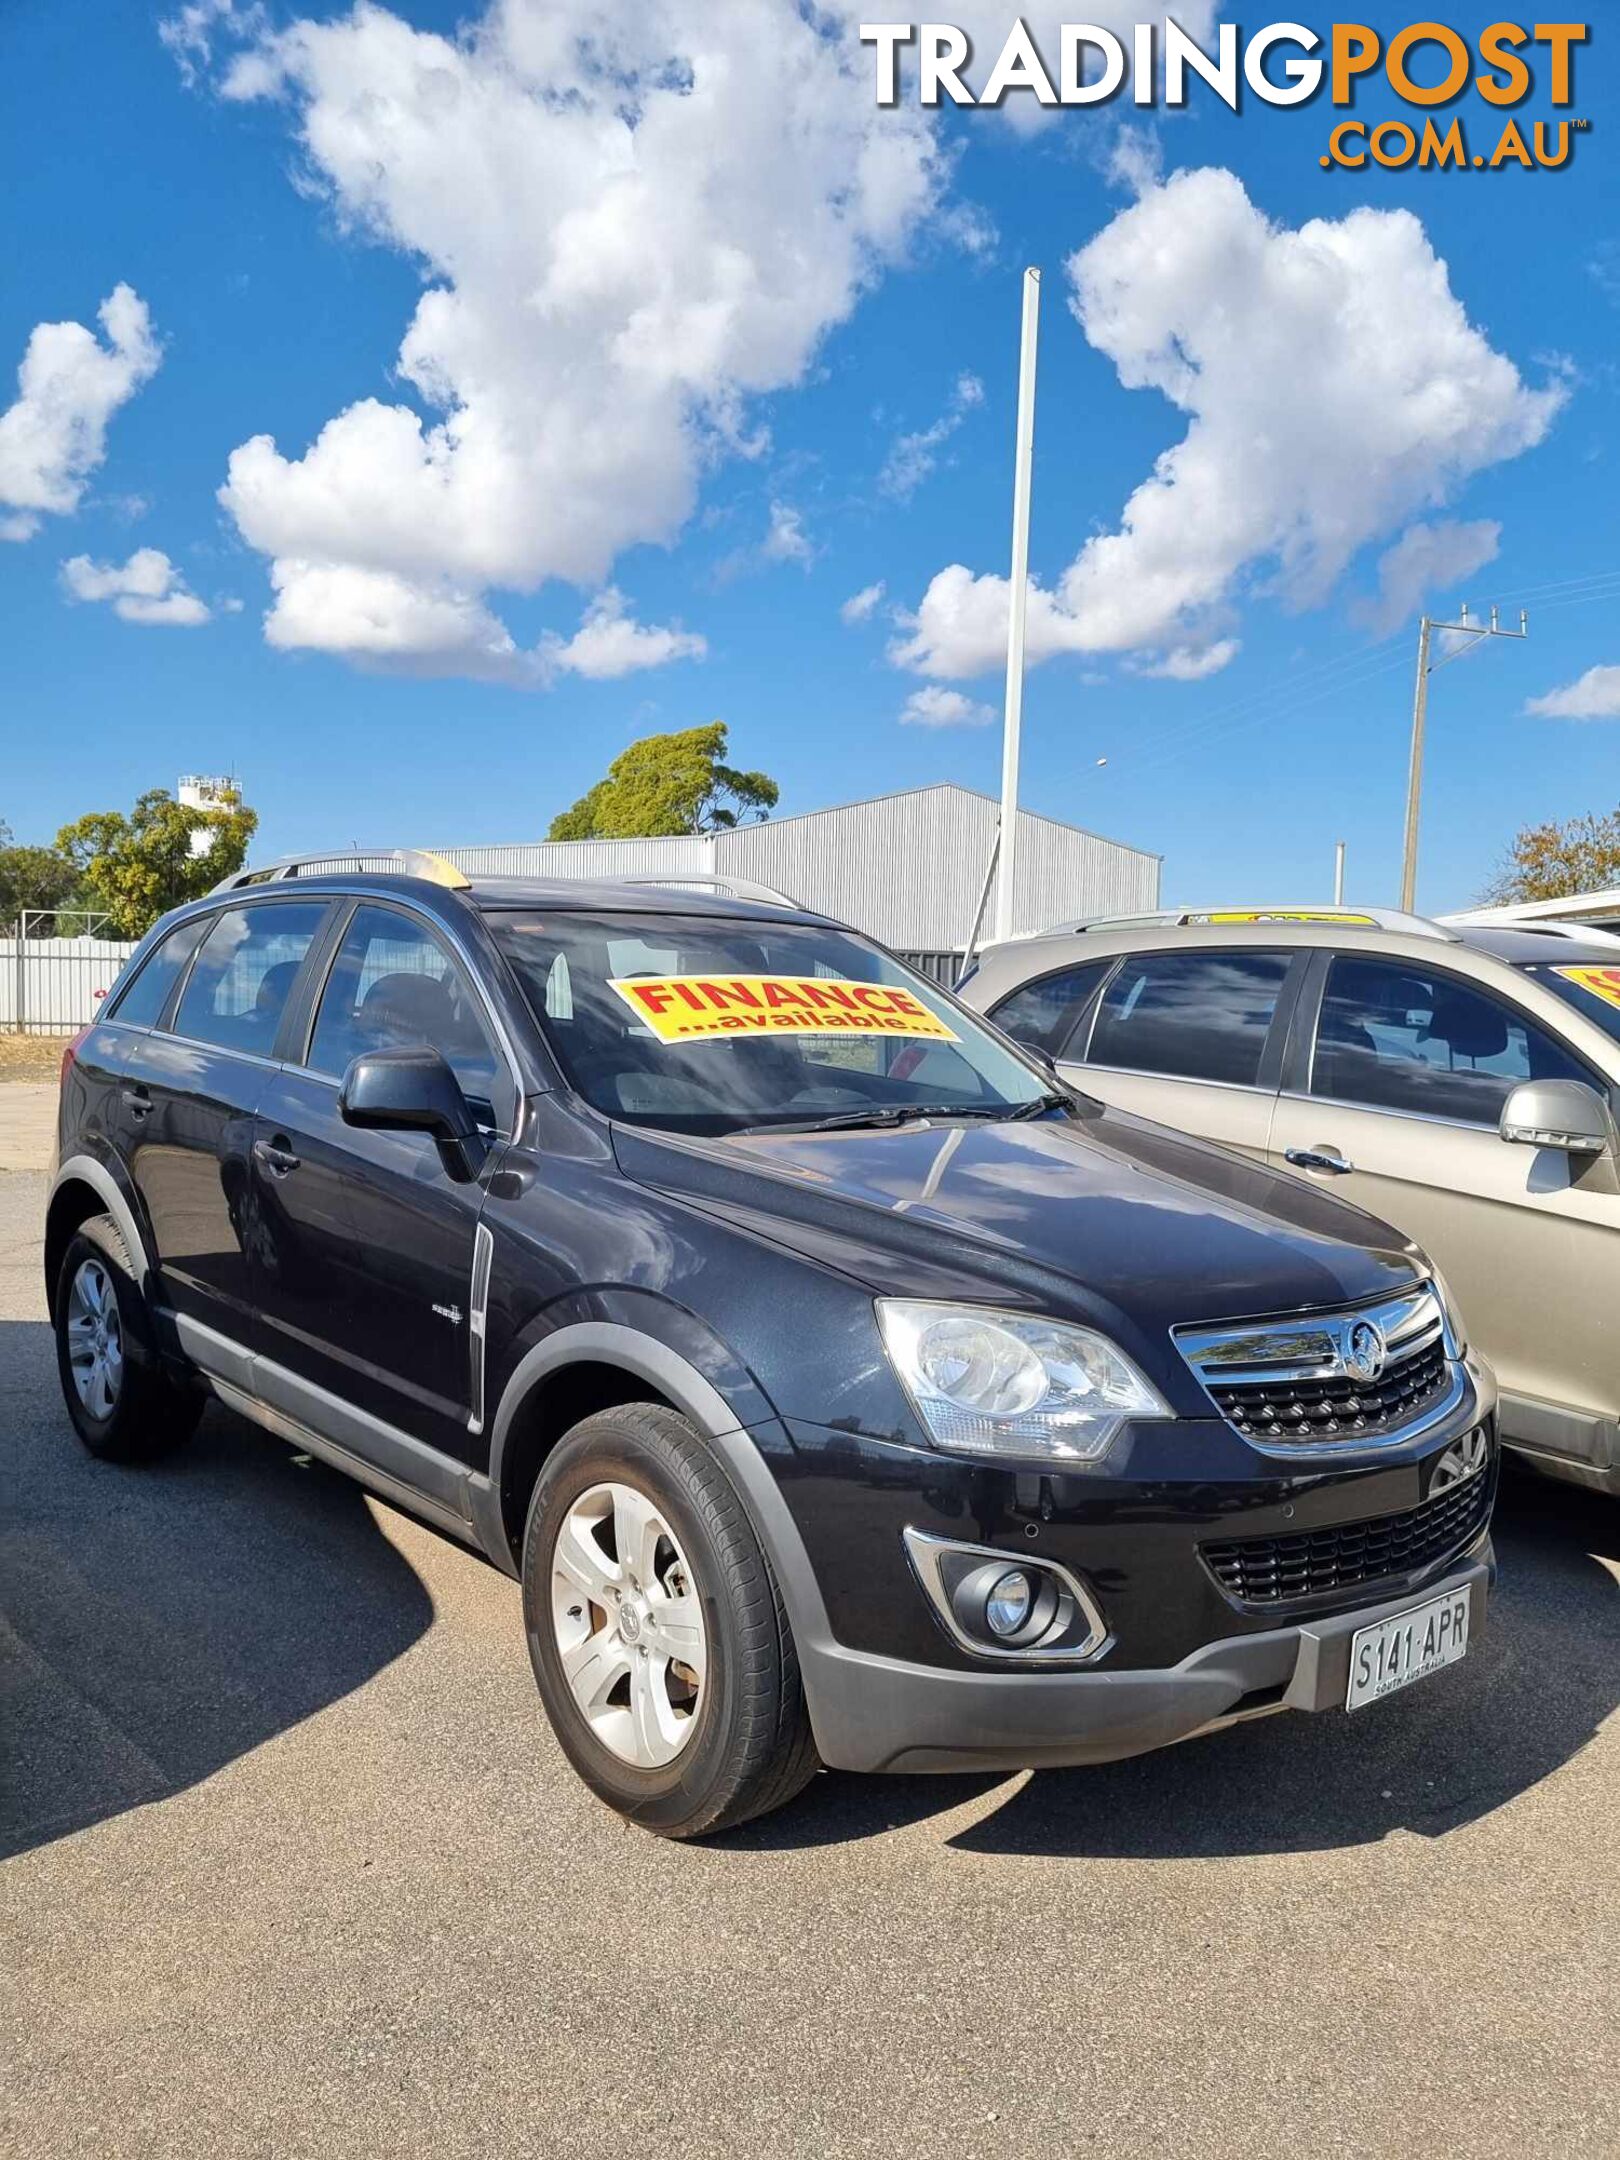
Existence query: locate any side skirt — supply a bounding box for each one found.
[174,1312,500,1559]
[1500,1389,1617,1476]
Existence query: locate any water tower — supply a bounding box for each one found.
[178,774,240,858]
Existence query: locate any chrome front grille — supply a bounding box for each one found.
[1176,1284,1458,1449]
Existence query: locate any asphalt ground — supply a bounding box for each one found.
[3,1161,1617,2158]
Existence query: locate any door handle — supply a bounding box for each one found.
[120,1084,153,1120]
[1285,1144,1354,1176]
[253,1138,302,1178]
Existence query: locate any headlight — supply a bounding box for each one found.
[877,1299,1171,1462]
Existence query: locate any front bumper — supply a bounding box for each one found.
[803,1551,1492,1773]
[778,1356,1496,1671]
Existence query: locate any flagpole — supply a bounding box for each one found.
[993,266,1041,945]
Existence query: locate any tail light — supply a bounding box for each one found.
[60,1025,91,1091]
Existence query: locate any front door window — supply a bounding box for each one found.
[1310,957,1590,1126]
[306,904,513,1130]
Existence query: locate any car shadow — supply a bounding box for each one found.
[1,1319,435,1862]
[725,1468,1620,1857]
[8,1289,1614,1865]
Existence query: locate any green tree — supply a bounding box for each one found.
[57,787,259,938]
[0,822,82,930]
[1481,805,1620,905]
[548,723,779,840]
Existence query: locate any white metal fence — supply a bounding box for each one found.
[1,935,138,1033]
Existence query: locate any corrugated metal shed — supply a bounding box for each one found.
[443,835,714,883]
[437,784,1158,947]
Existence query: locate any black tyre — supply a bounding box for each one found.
[54,1215,201,1463]
[522,1403,819,1838]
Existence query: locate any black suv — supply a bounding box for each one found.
[48,855,1498,1836]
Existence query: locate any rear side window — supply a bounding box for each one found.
[172,902,327,1055]
[1086,950,1291,1088]
[1311,957,1591,1126]
[988,960,1113,1057]
[106,918,205,1029]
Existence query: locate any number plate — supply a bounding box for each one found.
[1346,1586,1471,1712]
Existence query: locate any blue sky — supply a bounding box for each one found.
[2,1,1616,914]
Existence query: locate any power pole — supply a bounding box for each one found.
[994,267,1041,945]
[1399,602,1528,913]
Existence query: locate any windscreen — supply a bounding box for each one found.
[1521,963,1620,1051]
[489,911,1047,1134]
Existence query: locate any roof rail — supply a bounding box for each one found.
[616,872,803,911]
[212,848,471,895]
[1025,905,1458,943]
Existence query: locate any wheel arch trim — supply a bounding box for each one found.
[47,1154,153,1307]
[484,1322,835,1652]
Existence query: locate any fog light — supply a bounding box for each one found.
[946,1554,1063,1651]
[904,1528,1110,1663]
[984,1568,1035,1637]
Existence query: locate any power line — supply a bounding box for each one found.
[1064,565,1612,858]
[1104,640,1413,784]
[1475,565,1620,605]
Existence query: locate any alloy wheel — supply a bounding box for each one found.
[65,1256,123,1421]
[549,1480,708,1768]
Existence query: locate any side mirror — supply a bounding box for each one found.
[1017,1040,1061,1080]
[1499,1078,1616,1158]
[340,1046,487,1182]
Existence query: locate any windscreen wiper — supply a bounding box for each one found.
[745,1099,1064,1135]
[1001,1090,1075,1120]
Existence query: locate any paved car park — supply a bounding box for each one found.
[3,1132,1618,2156]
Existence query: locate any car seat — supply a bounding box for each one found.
[1420,990,1509,1069]
[358,969,456,1051]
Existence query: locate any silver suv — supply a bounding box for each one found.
[962,909,1620,1498]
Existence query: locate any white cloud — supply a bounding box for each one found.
[889,564,1087,677]
[1526,665,1620,721]
[540,588,706,680]
[1138,639,1240,681]
[0,286,160,541]
[159,0,263,87]
[897,170,1563,680]
[262,562,703,689]
[60,547,210,626]
[761,500,815,568]
[899,684,995,728]
[1104,124,1162,196]
[1360,519,1501,637]
[176,0,942,677]
[880,372,984,500]
[262,561,526,678]
[840,580,886,625]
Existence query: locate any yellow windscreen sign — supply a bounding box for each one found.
[1555,964,1620,1013]
[609,974,960,1046]
[1192,910,1377,926]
